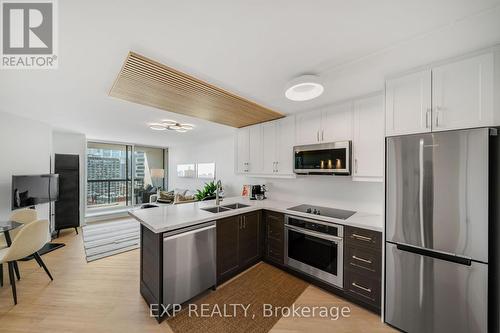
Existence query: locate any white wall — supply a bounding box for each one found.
[168,135,248,197]
[0,111,52,221]
[52,130,87,226]
[169,135,384,214]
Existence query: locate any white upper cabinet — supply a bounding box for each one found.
[385,69,432,136]
[276,116,295,175]
[432,53,494,132]
[322,103,353,142]
[248,125,263,173]
[236,127,249,173]
[296,104,353,145]
[385,50,498,136]
[295,110,322,145]
[235,116,295,177]
[261,121,277,174]
[353,94,384,181]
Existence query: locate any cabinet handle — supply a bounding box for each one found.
[435,109,440,127]
[243,216,246,229]
[352,255,372,264]
[425,108,431,129]
[317,130,320,142]
[321,130,324,141]
[352,233,372,242]
[275,161,278,172]
[354,159,358,174]
[352,282,372,293]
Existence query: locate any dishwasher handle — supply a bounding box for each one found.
[163,222,215,239]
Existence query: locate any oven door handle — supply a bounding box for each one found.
[285,224,343,243]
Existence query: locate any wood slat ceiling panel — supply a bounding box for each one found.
[109,52,284,128]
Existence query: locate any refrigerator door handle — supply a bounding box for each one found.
[395,243,472,266]
[418,138,426,248]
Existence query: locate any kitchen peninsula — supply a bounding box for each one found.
[129,197,383,321]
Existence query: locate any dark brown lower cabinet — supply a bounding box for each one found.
[263,210,284,265]
[343,226,382,311]
[239,211,261,267]
[216,215,241,283]
[216,211,261,284]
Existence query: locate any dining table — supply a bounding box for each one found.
[0,220,23,285]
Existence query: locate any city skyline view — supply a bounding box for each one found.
[86,144,165,208]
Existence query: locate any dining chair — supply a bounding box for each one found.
[0,209,38,285]
[0,219,53,305]
[0,209,38,247]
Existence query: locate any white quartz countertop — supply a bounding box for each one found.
[128,196,383,233]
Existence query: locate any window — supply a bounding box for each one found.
[177,164,195,178]
[134,146,166,205]
[86,142,167,210]
[196,162,215,179]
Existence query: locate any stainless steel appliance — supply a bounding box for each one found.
[284,215,344,288]
[250,184,267,200]
[288,204,356,219]
[385,128,496,333]
[163,221,216,308]
[294,141,351,175]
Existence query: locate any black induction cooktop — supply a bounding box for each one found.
[287,204,356,220]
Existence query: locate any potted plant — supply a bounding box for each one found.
[195,181,218,201]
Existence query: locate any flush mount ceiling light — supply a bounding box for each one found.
[148,120,195,133]
[285,74,324,101]
[162,119,177,126]
[149,123,167,131]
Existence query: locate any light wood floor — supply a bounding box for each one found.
[0,227,396,333]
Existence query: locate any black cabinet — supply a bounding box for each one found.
[216,211,261,284]
[343,226,382,310]
[263,210,284,265]
[54,154,80,236]
[216,215,241,283]
[239,211,261,267]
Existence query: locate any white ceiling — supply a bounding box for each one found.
[1,0,500,146]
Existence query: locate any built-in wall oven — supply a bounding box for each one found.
[294,141,351,175]
[284,215,344,288]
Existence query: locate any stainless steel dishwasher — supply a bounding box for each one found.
[162,221,216,307]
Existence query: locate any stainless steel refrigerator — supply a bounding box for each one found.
[385,128,499,333]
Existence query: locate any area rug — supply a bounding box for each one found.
[82,218,140,262]
[167,262,309,333]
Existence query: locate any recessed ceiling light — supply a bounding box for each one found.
[285,74,324,101]
[149,124,167,131]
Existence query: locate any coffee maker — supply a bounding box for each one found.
[250,185,267,200]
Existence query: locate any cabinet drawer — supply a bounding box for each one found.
[265,211,284,241]
[268,221,283,241]
[267,241,283,264]
[345,244,381,278]
[345,226,381,250]
[345,269,381,307]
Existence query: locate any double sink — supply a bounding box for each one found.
[201,202,249,213]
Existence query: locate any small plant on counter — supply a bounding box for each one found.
[195,181,218,201]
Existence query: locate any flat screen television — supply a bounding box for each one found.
[12,174,59,210]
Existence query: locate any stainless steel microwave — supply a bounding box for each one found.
[293,141,351,175]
